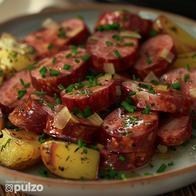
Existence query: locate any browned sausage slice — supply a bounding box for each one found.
[157,115,192,146]
[161,67,196,115]
[87,31,139,72]
[44,108,100,144]
[31,48,89,94]
[60,74,117,113]
[8,95,54,134]
[134,34,175,78]
[25,18,90,59]
[101,108,158,153]
[95,10,152,37]
[122,80,190,113]
[100,147,154,170]
[0,70,34,110]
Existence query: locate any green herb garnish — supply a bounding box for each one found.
[81,54,91,62]
[20,79,30,88]
[39,66,47,78]
[33,90,46,96]
[156,163,167,173]
[142,105,151,114]
[63,64,71,70]
[97,23,120,32]
[113,50,121,58]
[48,43,54,51]
[17,89,27,100]
[105,41,114,46]
[121,101,136,113]
[171,82,181,90]
[58,28,66,38]
[49,68,60,76]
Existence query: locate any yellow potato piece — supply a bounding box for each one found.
[172,52,196,68]
[41,140,100,180]
[154,15,196,54]
[0,129,40,169]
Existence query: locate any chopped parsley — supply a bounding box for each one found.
[17,89,27,100]
[53,94,62,105]
[149,29,158,37]
[63,64,71,70]
[33,90,47,96]
[119,155,126,162]
[20,79,30,88]
[97,23,120,32]
[48,43,54,51]
[184,73,190,82]
[74,58,80,64]
[112,34,122,41]
[77,139,86,148]
[139,83,155,94]
[121,100,136,113]
[73,106,92,118]
[49,68,60,76]
[81,54,91,62]
[105,41,114,46]
[123,42,134,46]
[58,27,66,38]
[52,57,57,64]
[142,105,151,114]
[113,50,121,58]
[39,66,47,78]
[168,162,174,167]
[129,91,136,96]
[171,82,181,90]
[0,138,11,151]
[151,79,159,85]
[71,45,78,55]
[185,64,190,71]
[47,102,55,110]
[99,168,127,180]
[27,63,37,70]
[156,163,167,173]
[39,166,49,177]
[38,133,46,144]
[66,53,72,59]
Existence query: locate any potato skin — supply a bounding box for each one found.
[0,129,40,170]
[41,140,100,180]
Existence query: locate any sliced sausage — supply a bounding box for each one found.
[161,67,196,115]
[157,115,192,146]
[122,80,190,113]
[87,31,139,72]
[60,74,117,113]
[25,18,90,59]
[100,147,154,170]
[31,48,89,94]
[134,34,175,78]
[101,108,158,153]
[8,95,54,134]
[0,70,34,110]
[44,109,99,144]
[95,10,152,37]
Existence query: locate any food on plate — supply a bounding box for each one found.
[154,15,196,54]
[0,34,35,81]
[122,80,190,113]
[87,31,139,72]
[60,74,117,112]
[44,106,102,143]
[157,115,192,146]
[95,10,152,37]
[0,70,34,110]
[0,129,40,169]
[172,52,196,68]
[101,108,158,153]
[30,48,89,93]
[40,140,100,179]
[25,18,90,59]
[0,10,195,180]
[134,34,175,78]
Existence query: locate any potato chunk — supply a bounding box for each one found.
[0,129,40,169]
[154,15,196,54]
[41,140,100,180]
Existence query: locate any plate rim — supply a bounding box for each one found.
[0,2,196,188]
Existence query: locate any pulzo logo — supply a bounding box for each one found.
[5,181,43,193]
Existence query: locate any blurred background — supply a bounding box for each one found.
[0,0,195,23]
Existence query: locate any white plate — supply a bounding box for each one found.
[0,3,196,196]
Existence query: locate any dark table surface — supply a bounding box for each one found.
[97,0,196,20]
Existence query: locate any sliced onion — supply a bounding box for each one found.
[87,113,103,126]
[98,73,112,81]
[103,63,115,74]
[157,144,168,153]
[144,71,159,83]
[53,106,72,129]
[120,31,141,39]
[42,18,59,29]
[159,48,175,63]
